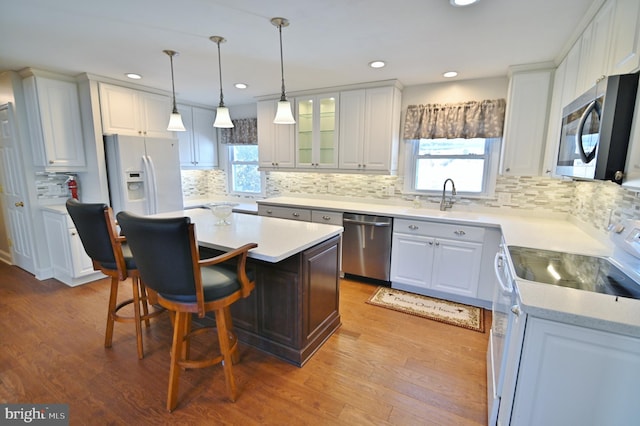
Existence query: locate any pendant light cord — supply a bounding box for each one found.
[278,23,287,102]
[216,40,225,108]
[169,53,179,114]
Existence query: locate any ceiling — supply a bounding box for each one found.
[0,0,599,107]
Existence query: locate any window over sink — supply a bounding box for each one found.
[404,137,501,196]
[227,145,264,196]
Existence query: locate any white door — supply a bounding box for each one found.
[390,233,434,288]
[0,103,36,273]
[431,238,483,297]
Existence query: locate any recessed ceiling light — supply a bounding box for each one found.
[125,73,142,80]
[234,83,248,89]
[369,60,385,69]
[450,0,480,6]
[443,71,458,78]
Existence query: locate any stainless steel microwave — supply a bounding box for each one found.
[555,72,639,184]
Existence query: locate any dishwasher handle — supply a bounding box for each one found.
[343,218,391,227]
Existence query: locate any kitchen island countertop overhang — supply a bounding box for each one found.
[153,207,343,262]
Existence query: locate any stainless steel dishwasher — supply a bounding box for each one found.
[342,213,393,282]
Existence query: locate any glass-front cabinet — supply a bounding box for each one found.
[296,93,339,169]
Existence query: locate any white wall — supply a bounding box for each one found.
[401,76,509,107]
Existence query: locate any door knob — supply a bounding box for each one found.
[15,201,24,207]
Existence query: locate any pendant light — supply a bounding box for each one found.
[163,49,186,132]
[271,17,295,124]
[210,36,234,128]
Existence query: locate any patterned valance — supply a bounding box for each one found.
[218,118,258,145]
[403,99,506,140]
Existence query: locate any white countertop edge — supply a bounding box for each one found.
[516,280,640,337]
[197,226,343,263]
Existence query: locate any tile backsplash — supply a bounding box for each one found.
[181,169,640,233]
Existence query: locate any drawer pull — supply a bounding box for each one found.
[408,224,419,230]
[266,210,273,214]
[322,215,331,221]
[454,230,466,236]
[292,212,300,217]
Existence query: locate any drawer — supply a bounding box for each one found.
[311,210,343,225]
[258,205,311,221]
[394,219,485,242]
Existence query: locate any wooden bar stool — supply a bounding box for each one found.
[66,199,164,359]
[117,210,257,412]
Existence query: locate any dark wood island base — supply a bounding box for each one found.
[210,235,342,367]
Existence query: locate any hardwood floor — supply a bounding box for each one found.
[0,262,491,425]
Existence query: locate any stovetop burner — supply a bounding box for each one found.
[507,246,640,300]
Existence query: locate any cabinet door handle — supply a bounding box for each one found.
[435,241,440,246]
[428,240,434,246]
[408,224,419,230]
[15,201,24,207]
[454,230,466,236]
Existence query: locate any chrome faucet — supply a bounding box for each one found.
[440,178,457,211]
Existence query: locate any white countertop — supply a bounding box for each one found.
[257,196,612,255]
[258,196,640,337]
[153,207,342,263]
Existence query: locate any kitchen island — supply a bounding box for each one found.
[155,208,343,366]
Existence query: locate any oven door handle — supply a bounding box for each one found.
[494,252,513,293]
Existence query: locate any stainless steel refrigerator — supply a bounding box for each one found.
[104,134,183,215]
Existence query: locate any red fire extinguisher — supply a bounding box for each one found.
[66,176,78,200]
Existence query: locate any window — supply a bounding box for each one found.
[227,145,264,195]
[404,137,500,196]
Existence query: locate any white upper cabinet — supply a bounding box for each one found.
[99,83,174,139]
[257,99,295,169]
[576,0,615,95]
[542,61,567,177]
[608,0,640,75]
[501,67,553,176]
[339,85,401,173]
[177,104,218,169]
[21,71,86,171]
[296,93,339,169]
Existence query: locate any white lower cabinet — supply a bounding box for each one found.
[43,209,103,286]
[391,219,484,299]
[508,317,640,426]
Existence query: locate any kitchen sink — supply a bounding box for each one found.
[507,245,640,300]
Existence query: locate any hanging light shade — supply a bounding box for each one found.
[271,17,295,124]
[163,49,186,132]
[210,36,234,128]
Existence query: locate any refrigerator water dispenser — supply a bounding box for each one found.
[126,171,145,200]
